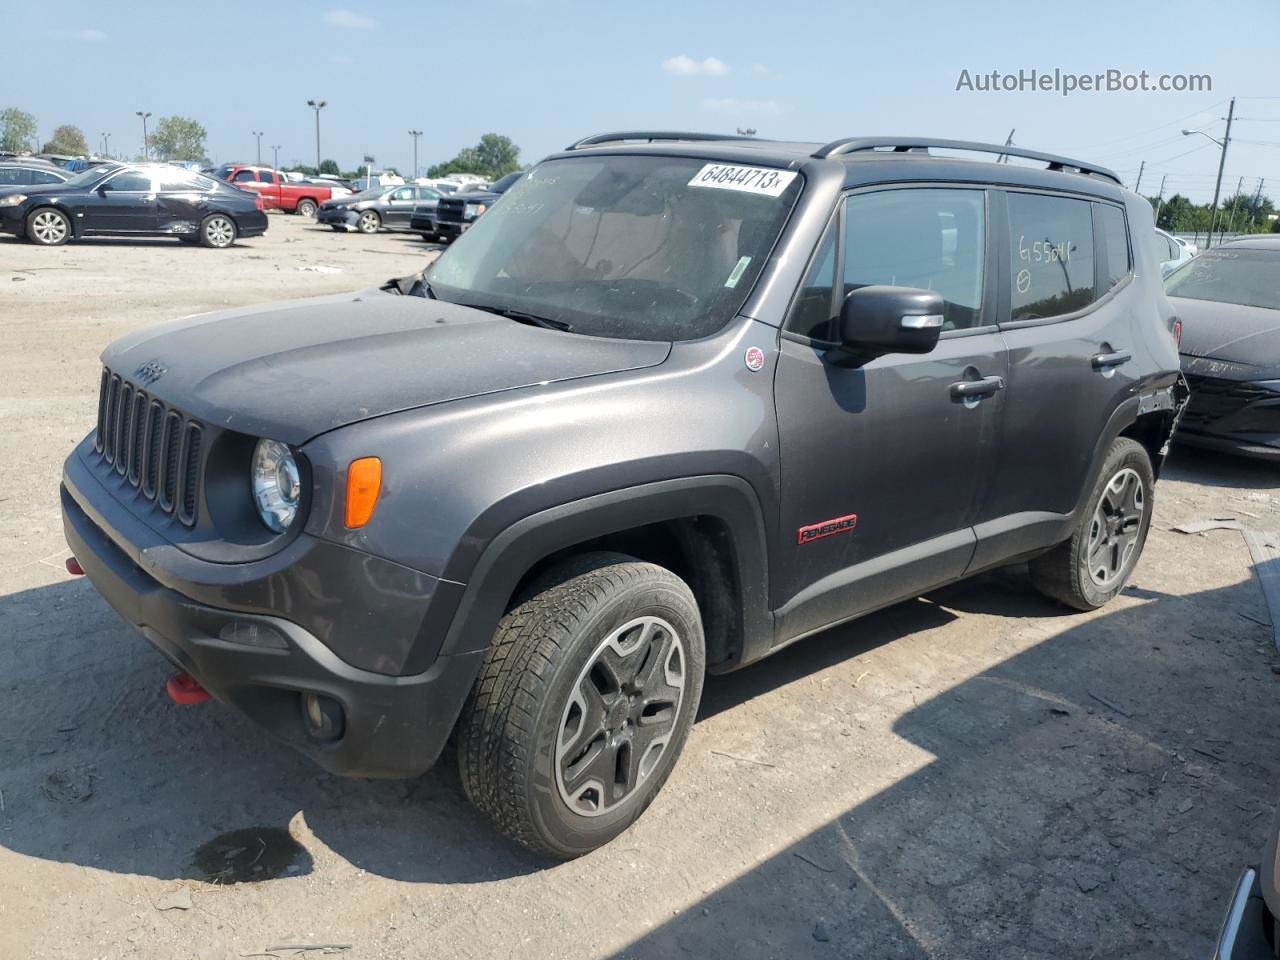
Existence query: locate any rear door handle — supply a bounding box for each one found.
[1091,350,1132,370]
[950,375,1005,400]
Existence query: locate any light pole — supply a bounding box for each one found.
[306,100,327,171]
[252,131,264,165]
[409,129,423,179]
[271,144,281,171]
[1182,96,1235,244]
[136,111,151,160]
[101,132,111,158]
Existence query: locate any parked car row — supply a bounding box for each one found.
[212,164,351,216]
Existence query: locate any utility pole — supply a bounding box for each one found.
[1246,178,1266,232]
[306,100,327,171]
[252,131,263,166]
[101,132,111,158]
[1133,160,1145,195]
[409,129,423,179]
[1209,97,1235,242]
[1224,175,1245,236]
[271,145,281,171]
[135,111,151,160]
[1153,175,1168,225]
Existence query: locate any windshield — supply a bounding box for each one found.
[62,165,120,188]
[1164,248,1280,311]
[424,155,803,341]
[348,186,393,201]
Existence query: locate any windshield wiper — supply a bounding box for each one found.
[481,305,574,333]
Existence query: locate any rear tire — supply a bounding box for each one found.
[458,553,705,859]
[295,198,317,217]
[26,207,70,245]
[1030,437,1154,610]
[200,214,237,248]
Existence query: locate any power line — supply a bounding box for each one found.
[1075,99,1228,151]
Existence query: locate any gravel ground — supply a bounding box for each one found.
[1,214,1278,959]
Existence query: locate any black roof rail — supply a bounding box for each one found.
[567,131,759,150]
[812,137,1122,185]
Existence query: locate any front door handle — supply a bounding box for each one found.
[1091,349,1132,370]
[950,375,1005,400]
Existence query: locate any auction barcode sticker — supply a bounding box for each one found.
[688,164,798,198]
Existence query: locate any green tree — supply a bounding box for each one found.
[0,107,37,153]
[318,158,340,175]
[41,124,89,156]
[150,116,207,163]
[285,163,318,177]
[426,133,520,180]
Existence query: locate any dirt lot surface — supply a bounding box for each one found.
[2,214,1279,959]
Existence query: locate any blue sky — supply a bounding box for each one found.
[5,0,1278,203]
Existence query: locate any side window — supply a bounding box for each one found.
[1006,192,1096,321]
[393,187,415,201]
[786,226,838,340]
[232,170,257,183]
[159,173,201,192]
[843,188,986,330]
[418,187,440,200]
[1095,203,1131,292]
[31,170,63,184]
[1166,236,1180,260]
[259,171,276,184]
[0,169,24,185]
[101,172,152,192]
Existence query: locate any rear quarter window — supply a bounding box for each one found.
[1095,203,1131,292]
[1006,192,1097,321]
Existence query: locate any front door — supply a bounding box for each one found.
[773,185,1006,643]
[383,186,418,226]
[86,170,159,233]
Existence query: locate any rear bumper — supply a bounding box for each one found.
[61,453,482,779]
[1213,868,1273,959]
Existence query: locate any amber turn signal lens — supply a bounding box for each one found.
[344,457,382,528]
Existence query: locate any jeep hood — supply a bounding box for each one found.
[102,290,671,444]
[1171,296,1280,378]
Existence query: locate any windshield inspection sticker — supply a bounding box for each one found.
[724,256,752,288]
[689,164,798,197]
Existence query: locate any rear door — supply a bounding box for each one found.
[773,185,1007,642]
[86,169,159,233]
[968,190,1139,569]
[155,170,214,236]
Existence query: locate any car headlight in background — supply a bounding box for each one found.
[251,438,300,532]
[464,203,486,218]
[0,194,27,206]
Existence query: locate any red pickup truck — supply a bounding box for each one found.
[212,164,348,217]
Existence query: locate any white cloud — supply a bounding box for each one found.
[77,28,107,41]
[702,98,786,117]
[662,55,729,77]
[322,9,376,29]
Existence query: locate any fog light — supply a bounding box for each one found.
[301,693,345,741]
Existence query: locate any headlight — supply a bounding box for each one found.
[0,194,27,207]
[251,438,300,533]
[464,203,486,218]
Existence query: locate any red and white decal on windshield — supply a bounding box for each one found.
[797,513,858,545]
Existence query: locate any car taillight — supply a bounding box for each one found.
[1171,318,1182,348]
[255,195,264,211]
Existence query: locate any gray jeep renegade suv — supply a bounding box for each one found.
[61,132,1185,858]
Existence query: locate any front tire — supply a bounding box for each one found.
[356,210,381,234]
[295,198,317,217]
[458,553,705,859]
[26,207,71,245]
[200,214,237,248]
[1030,437,1154,610]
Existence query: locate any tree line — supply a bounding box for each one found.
[1147,190,1278,235]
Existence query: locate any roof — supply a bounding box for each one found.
[556,131,1128,199]
[1222,235,1280,250]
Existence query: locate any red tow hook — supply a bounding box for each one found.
[65,556,85,576]
[166,671,211,705]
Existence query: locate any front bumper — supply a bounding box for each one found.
[61,454,482,780]
[316,206,359,227]
[0,204,26,235]
[1213,868,1273,959]
[1178,368,1280,461]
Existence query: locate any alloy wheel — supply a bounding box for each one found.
[358,212,379,233]
[555,616,686,817]
[205,216,235,247]
[1086,467,1144,588]
[31,210,68,244]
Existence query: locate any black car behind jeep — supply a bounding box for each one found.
[427,170,522,241]
[62,132,1183,858]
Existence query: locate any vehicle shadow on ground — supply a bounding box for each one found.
[1163,444,1279,491]
[0,454,1273,909]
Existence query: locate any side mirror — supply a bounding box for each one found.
[837,286,945,360]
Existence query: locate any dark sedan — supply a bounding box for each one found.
[0,163,267,248]
[316,183,440,234]
[1168,236,1280,460]
[427,171,523,242]
[0,161,69,187]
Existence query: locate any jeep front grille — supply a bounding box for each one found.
[94,367,203,526]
